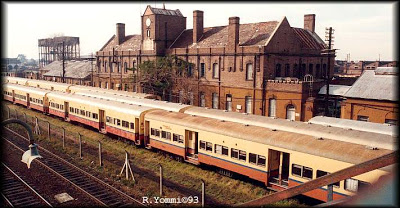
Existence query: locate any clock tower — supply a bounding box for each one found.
[141,5,186,54]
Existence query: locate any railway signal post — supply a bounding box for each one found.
[62,127,65,149]
[159,164,163,196]
[98,141,103,167]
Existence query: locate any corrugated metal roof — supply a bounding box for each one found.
[184,107,396,150]
[43,60,92,79]
[344,68,398,101]
[308,116,397,136]
[375,67,398,75]
[146,109,394,166]
[318,85,351,96]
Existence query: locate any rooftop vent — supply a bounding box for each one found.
[244,124,249,126]
[272,129,277,131]
[366,146,379,150]
[316,137,324,140]
[221,120,225,122]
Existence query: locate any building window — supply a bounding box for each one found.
[105,82,108,89]
[322,64,327,78]
[300,64,306,78]
[226,94,232,111]
[269,98,276,117]
[293,64,299,78]
[110,62,114,73]
[111,82,114,90]
[316,64,321,78]
[245,96,252,114]
[147,29,150,37]
[285,64,290,77]
[212,93,218,109]
[286,104,295,121]
[187,64,193,77]
[200,63,205,77]
[308,64,314,75]
[275,64,282,77]
[104,61,108,72]
[199,92,205,107]
[246,63,253,80]
[124,84,128,91]
[357,115,369,122]
[117,62,121,73]
[124,62,128,73]
[316,170,340,187]
[213,63,219,78]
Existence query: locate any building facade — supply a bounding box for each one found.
[94,5,334,121]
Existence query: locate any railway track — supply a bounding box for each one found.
[2,127,145,207]
[1,162,52,207]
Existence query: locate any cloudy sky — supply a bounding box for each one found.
[3,2,397,61]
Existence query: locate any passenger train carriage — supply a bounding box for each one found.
[2,82,396,202]
[4,83,51,112]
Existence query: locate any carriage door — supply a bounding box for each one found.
[26,93,30,108]
[64,102,69,118]
[268,149,290,187]
[99,109,106,131]
[12,90,15,102]
[185,130,198,159]
[144,121,150,148]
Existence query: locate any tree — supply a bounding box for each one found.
[128,55,196,102]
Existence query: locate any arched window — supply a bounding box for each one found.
[213,63,219,78]
[104,61,108,72]
[268,98,276,117]
[285,64,290,77]
[293,64,298,78]
[316,64,321,78]
[275,64,282,77]
[110,62,114,73]
[246,63,253,80]
[309,64,314,75]
[199,92,205,107]
[286,104,295,121]
[124,62,128,73]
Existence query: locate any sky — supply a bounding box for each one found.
[3,2,398,62]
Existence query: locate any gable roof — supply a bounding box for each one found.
[170,21,279,49]
[100,34,142,52]
[343,67,398,101]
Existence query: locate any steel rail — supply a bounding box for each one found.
[1,162,52,207]
[3,127,145,207]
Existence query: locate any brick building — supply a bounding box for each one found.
[335,60,398,77]
[340,67,398,125]
[94,5,334,121]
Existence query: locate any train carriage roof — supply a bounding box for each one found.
[48,91,154,116]
[146,110,394,169]
[75,91,192,112]
[68,85,157,99]
[4,83,52,96]
[26,79,72,87]
[184,107,397,150]
[4,76,29,85]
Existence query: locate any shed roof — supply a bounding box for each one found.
[43,60,93,79]
[146,109,394,167]
[343,67,398,101]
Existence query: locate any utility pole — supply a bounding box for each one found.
[62,41,66,83]
[323,27,335,117]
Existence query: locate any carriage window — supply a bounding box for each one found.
[206,142,212,152]
[161,131,167,139]
[200,140,206,149]
[178,135,184,143]
[70,107,73,112]
[292,164,302,177]
[106,116,110,123]
[166,132,171,140]
[222,146,228,156]
[317,170,340,187]
[257,155,266,167]
[151,128,155,136]
[239,150,246,161]
[231,148,239,159]
[80,110,85,116]
[130,122,134,129]
[60,105,63,110]
[302,166,313,179]
[345,178,358,192]
[155,129,160,137]
[215,144,222,154]
[173,134,180,142]
[93,113,98,119]
[249,153,257,164]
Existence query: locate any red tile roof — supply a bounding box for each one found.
[292,28,326,50]
[100,35,142,52]
[170,21,279,49]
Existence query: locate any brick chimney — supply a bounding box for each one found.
[116,23,125,45]
[304,14,315,33]
[193,10,204,44]
[228,16,240,51]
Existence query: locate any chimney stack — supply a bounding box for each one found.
[193,10,204,44]
[116,23,125,45]
[304,14,315,33]
[228,16,240,51]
